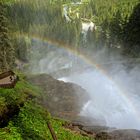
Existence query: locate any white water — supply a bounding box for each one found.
[30,33,140,130]
[63,6,71,22]
[27,0,140,130]
[58,69,140,129]
[30,37,140,130]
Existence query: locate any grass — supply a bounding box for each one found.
[0,73,93,140]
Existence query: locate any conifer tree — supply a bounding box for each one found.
[0,2,15,72]
[123,3,140,57]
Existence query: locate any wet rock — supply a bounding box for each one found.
[27,74,89,118]
[109,129,140,140]
[63,122,96,138]
[95,131,111,140]
[27,74,106,126]
[95,129,140,140]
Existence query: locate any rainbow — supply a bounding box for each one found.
[17,32,140,120]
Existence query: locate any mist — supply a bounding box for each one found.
[15,0,140,131]
[29,38,140,130]
[2,0,140,139]
[59,65,140,130]
[25,14,140,129]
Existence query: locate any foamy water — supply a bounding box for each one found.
[58,69,140,129]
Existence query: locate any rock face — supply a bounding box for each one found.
[108,129,140,140]
[27,74,89,120]
[27,74,106,126]
[64,122,140,140]
[95,129,140,140]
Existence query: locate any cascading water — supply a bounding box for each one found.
[26,0,140,130]
[30,37,140,130]
[58,1,140,130]
[59,68,140,130]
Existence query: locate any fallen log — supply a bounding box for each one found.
[47,122,58,140]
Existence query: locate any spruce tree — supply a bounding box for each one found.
[123,3,140,57]
[0,2,15,72]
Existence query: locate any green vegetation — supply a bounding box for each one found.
[0,0,140,70]
[0,74,92,140]
[0,0,140,139]
[1,0,139,65]
[123,3,140,57]
[88,0,140,57]
[0,1,15,71]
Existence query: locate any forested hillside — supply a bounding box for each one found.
[1,0,139,68]
[0,1,15,71]
[0,0,140,139]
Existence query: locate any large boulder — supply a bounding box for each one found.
[27,74,106,126]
